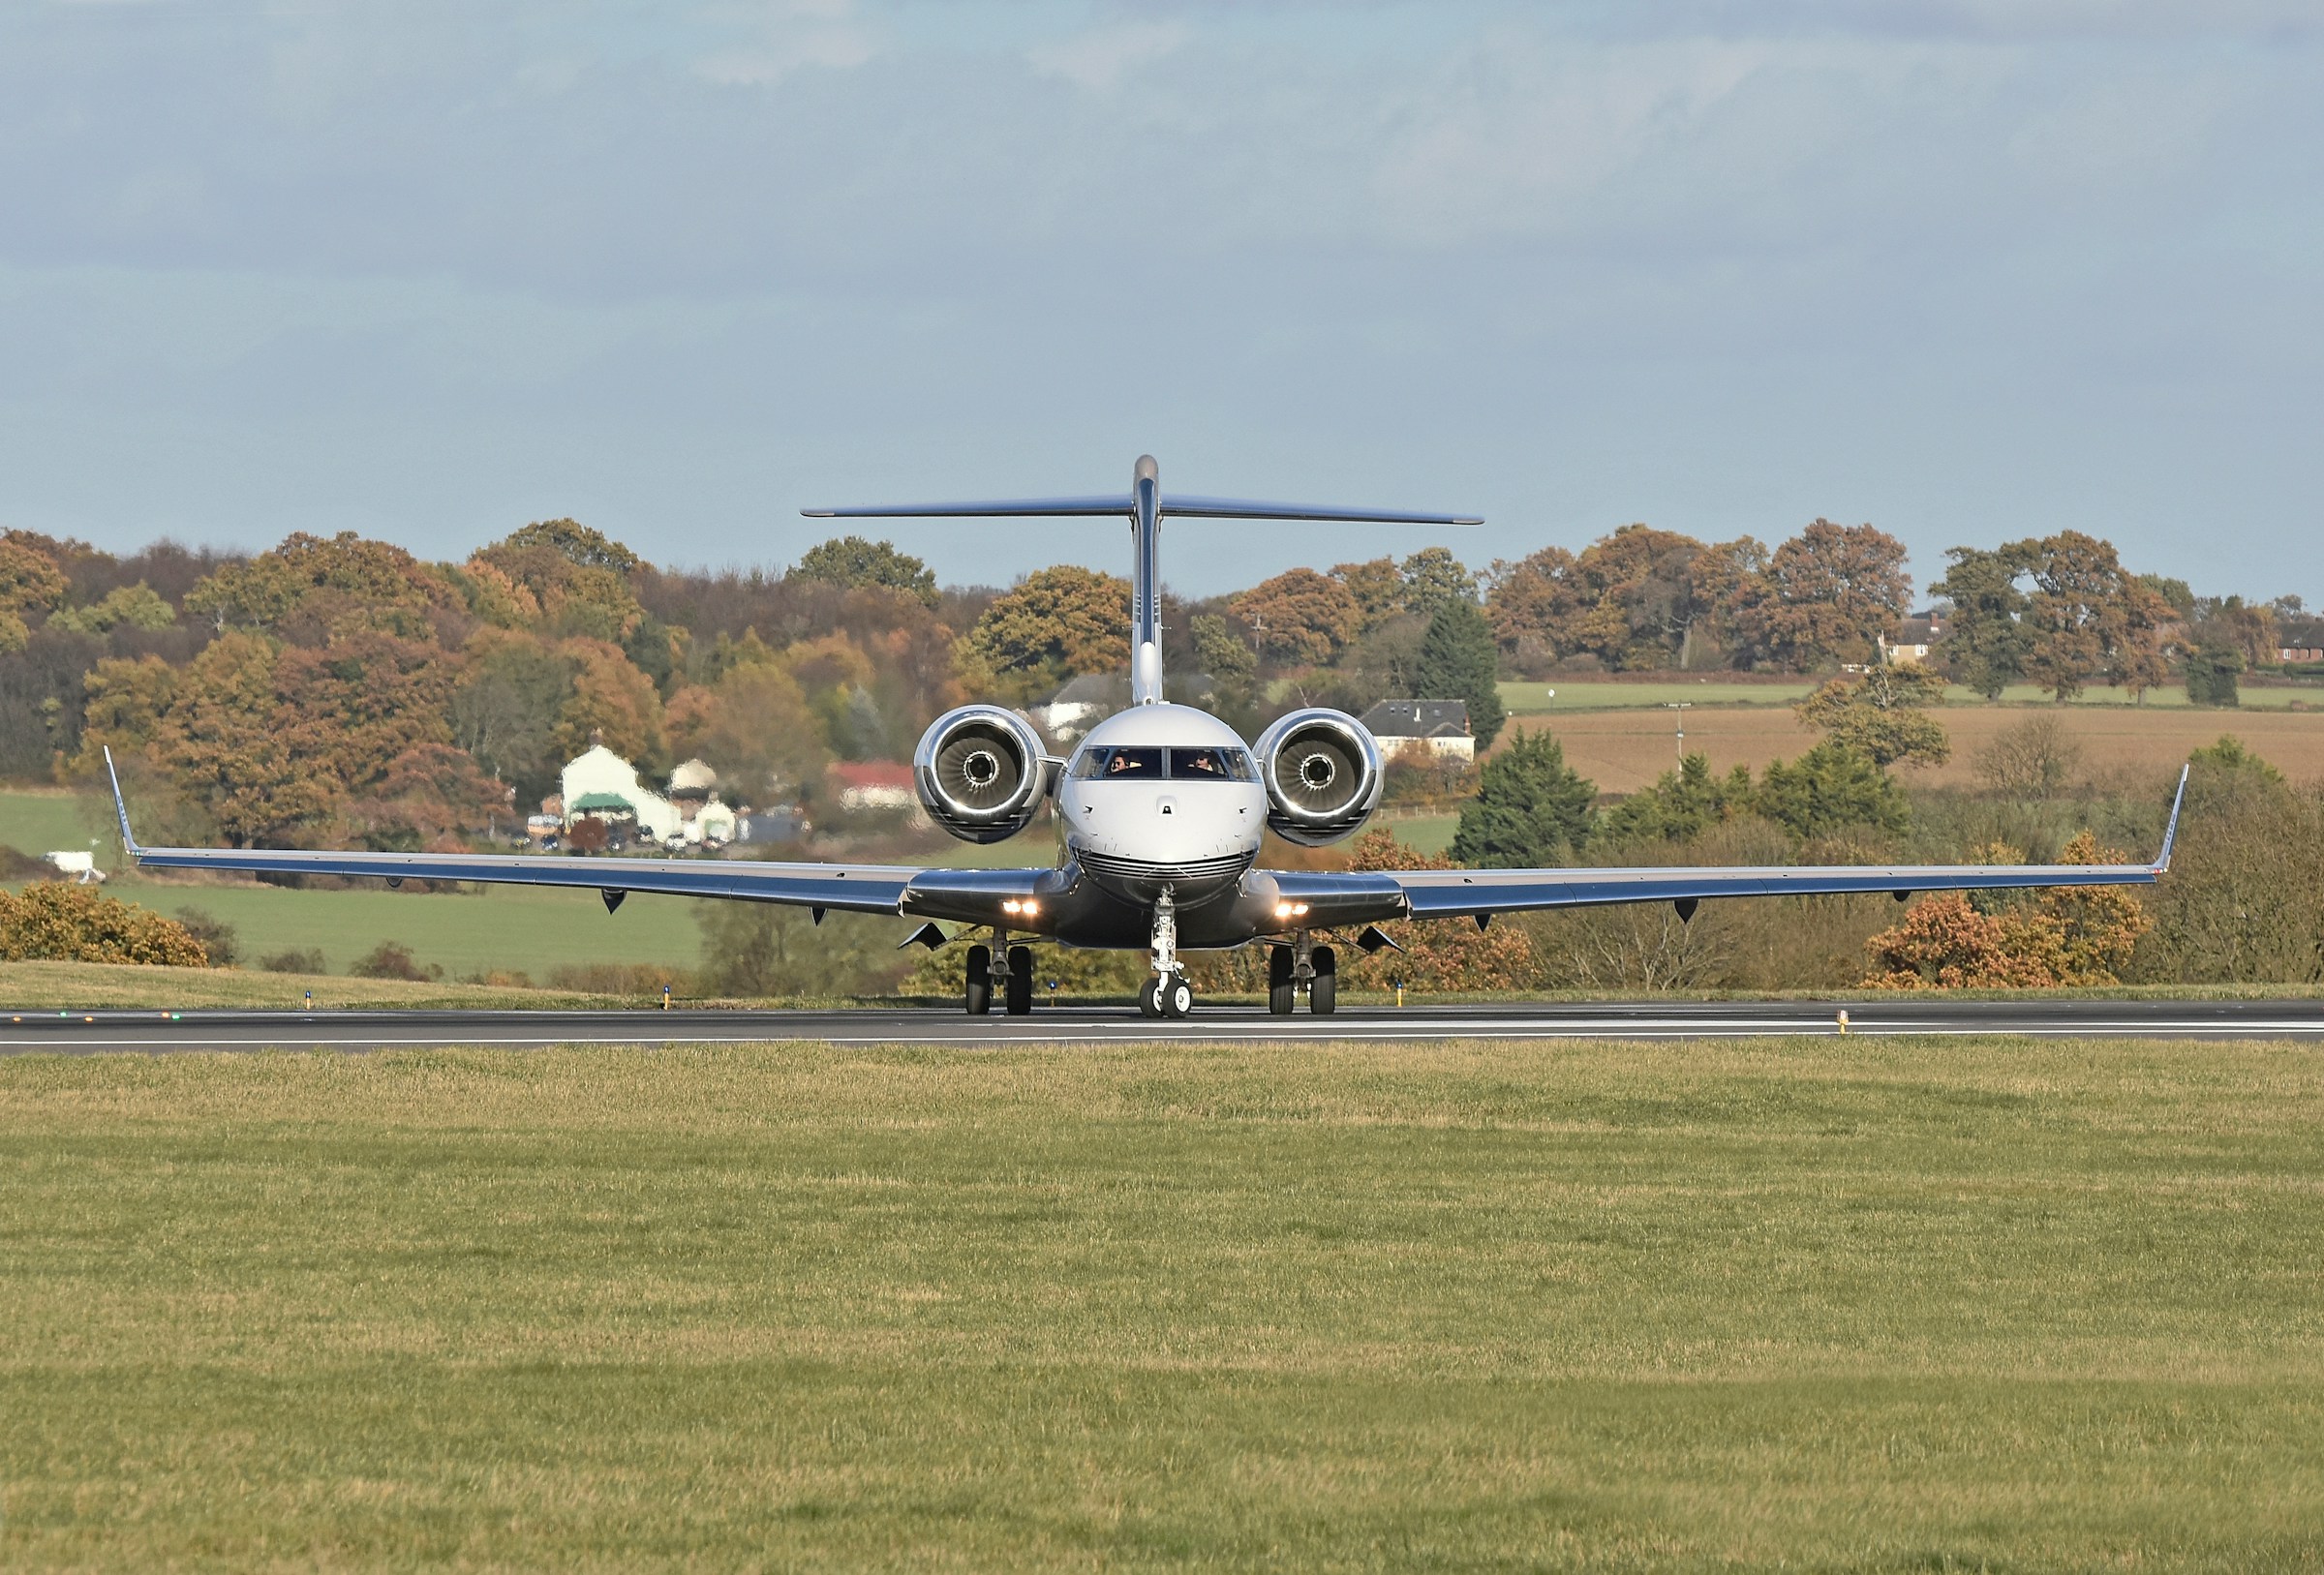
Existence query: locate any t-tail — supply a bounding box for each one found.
[805,456,1480,705]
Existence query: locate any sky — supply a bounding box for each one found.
[0,0,2317,601]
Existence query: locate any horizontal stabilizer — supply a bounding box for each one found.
[804,494,1480,526]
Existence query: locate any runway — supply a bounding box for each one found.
[4,998,2323,1052]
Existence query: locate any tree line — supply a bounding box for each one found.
[0,512,2309,854]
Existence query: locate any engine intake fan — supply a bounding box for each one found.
[912,705,1050,843]
[1252,708,1384,846]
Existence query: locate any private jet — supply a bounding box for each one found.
[104,456,2186,1017]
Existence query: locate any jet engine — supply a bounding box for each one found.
[1252,708,1384,846]
[912,705,1050,843]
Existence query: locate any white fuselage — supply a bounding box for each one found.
[1055,703,1268,905]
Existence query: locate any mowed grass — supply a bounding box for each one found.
[2,1038,2320,1571]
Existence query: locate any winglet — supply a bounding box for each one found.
[102,746,142,860]
[2154,764,2189,873]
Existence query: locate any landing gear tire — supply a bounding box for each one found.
[1309,945,1337,1015]
[964,944,992,1016]
[1162,976,1193,1018]
[1268,945,1296,1015]
[1138,975,1164,1017]
[1005,945,1033,1015]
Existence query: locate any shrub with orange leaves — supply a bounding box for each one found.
[1865,830,2150,988]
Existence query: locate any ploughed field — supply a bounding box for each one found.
[3,1037,2319,1571]
[1508,702,2324,794]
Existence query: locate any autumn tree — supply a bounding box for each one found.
[1233,567,1361,666]
[471,519,646,643]
[1409,598,1506,746]
[1450,730,1596,866]
[185,530,458,642]
[791,536,938,606]
[0,535,69,652]
[962,565,1131,699]
[275,631,457,795]
[1736,519,1911,670]
[150,633,340,846]
[667,659,828,803]
[1792,665,1951,769]
[2016,530,2171,701]
[1484,527,1762,672]
[1331,827,1540,991]
[553,640,668,770]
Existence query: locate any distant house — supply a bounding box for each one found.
[561,744,685,844]
[1359,699,1475,763]
[2278,621,2324,664]
[1880,610,1946,666]
[832,761,917,813]
[1038,674,1127,741]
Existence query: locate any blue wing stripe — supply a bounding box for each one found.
[123,843,922,915]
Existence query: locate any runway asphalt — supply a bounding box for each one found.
[4,998,2323,1052]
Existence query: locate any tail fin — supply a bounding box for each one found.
[804,456,1482,707]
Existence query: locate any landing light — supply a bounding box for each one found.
[1001,898,1040,917]
[1271,901,1311,920]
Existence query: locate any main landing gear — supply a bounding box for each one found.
[963,941,1034,1016]
[1267,937,1336,1015]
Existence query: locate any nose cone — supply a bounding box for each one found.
[1134,454,1158,483]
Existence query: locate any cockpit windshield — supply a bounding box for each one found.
[1071,745,1257,781]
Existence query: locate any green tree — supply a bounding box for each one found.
[1398,547,1476,621]
[1792,665,1951,768]
[450,629,577,806]
[1409,598,1506,747]
[1929,544,2033,698]
[1450,729,1597,866]
[2185,638,2245,707]
[791,536,938,606]
[1755,741,1908,842]
[1600,753,1758,846]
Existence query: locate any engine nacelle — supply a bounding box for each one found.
[912,705,1050,843]
[1252,708,1384,846]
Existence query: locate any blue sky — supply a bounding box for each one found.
[1,1,2316,599]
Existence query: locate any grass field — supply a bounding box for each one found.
[2,1036,2319,1570]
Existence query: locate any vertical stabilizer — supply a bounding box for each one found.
[1130,455,1163,705]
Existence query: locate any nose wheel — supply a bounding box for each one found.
[1140,974,1194,1018]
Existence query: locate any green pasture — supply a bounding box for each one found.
[1502,678,2324,712]
[2,1036,2318,1571]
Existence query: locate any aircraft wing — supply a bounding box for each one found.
[1270,767,2188,924]
[102,751,1047,924]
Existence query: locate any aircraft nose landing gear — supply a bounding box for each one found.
[1140,973,1193,1018]
[1140,886,1194,1018]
